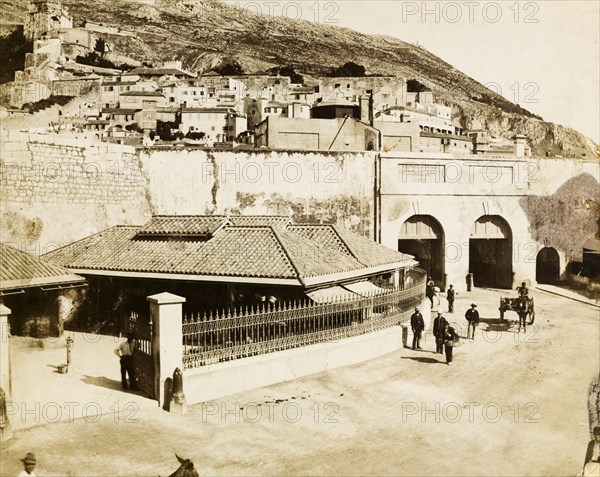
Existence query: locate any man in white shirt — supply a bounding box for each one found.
[114,332,139,391]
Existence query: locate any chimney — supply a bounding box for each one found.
[359,94,373,125]
[514,134,526,157]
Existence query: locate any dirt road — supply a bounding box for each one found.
[1,288,598,476]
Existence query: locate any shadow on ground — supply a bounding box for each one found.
[81,375,122,391]
[479,317,512,333]
[401,356,445,364]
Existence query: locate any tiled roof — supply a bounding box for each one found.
[1,243,85,292]
[137,216,229,237]
[228,216,291,228]
[43,217,415,286]
[288,224,415,268]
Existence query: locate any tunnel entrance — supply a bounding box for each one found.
[469,215,513,289]
[398,215,445,289]
[536,247,560,284]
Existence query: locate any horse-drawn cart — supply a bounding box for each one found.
[499,295,535,324]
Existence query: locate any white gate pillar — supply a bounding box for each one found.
[147,292,185,408]
[0,304,13,442]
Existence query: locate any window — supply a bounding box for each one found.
[334,83,340,89]
[347,84,350,89]
[211,126,216,131]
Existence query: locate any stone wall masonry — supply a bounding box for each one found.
[0,130,152,250]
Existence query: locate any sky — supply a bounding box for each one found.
[224,0,600,143]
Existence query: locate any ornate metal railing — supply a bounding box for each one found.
[182,268,426,369]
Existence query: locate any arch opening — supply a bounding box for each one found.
[398,215,445,289]
[536,247,560,284]
[469,215,513,289]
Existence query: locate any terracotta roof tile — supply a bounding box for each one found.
[43,217,416,284]
[137,216,229,236]
[1,243,85,291]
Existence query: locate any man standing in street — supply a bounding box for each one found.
[115,332,139,391]
[465,303,480,340]
[410,306,425,350]
[443,324,460,365]
[426,278,435,307]
[433,311,448,354]
[446,284,456,313]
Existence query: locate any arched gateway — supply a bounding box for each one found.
[398,215,445,289]
[536,247,560,284]
[469,215,513,289]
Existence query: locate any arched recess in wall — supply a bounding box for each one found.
[398,215,445,290]
[536,247,560,284]
[469,215,513,289]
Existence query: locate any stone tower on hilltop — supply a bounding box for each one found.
[24,0,73,42]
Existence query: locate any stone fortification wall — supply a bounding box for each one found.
[0,130,152,252]
[1,132,376,250]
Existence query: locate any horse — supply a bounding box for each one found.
[516,296,529,333]
[167,454,199,477]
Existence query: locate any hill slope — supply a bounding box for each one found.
[2,0,598,157]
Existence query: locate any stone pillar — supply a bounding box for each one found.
[147,292,186,409]
[0,304,13,440]
[0,304,11,395]
[57,292,72,337]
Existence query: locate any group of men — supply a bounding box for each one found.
[410,299,480,365]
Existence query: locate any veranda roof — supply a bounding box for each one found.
[43,216,417,287]
[0,243,85,293]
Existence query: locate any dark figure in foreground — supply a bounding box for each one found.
[583,426,600,476]
[410,306,425,350]
[446,284,455,313]
[168,454,200,477]
[443,325,459,365]
[18,453,36,476]
[114,332,138,390]
[433,311,448,354]
[465,303,479,340]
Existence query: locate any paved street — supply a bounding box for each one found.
[1,287,598,477]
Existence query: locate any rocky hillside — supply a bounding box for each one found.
[2,0,598,157]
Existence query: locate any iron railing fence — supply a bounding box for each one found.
[182,268,426,369]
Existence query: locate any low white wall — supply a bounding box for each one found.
[182,297,430,405]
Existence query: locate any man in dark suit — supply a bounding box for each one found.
[433,311,448,354]
[465,303,480,340]
[446,284,456,313]
[410,306,425,350]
